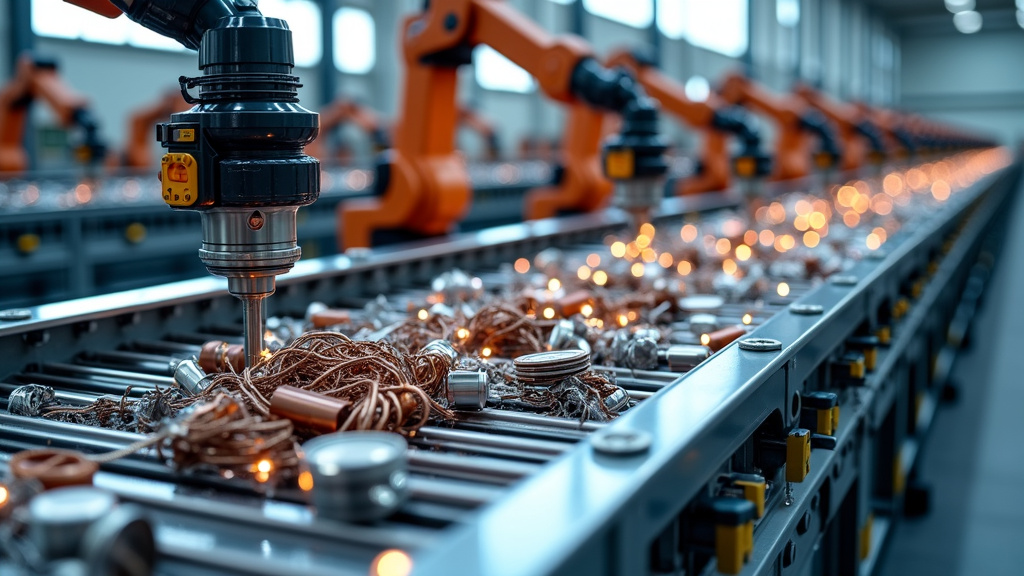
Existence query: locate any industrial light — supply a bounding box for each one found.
[1018,10,1024,29]
[944,0,975,13]
[776,0,800,27]
[684,76,710,102]
[952,10,983,34]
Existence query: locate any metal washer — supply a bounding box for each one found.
[0,309,32,322]
[592,430,652,457]
[789,303,824,315]
[738,338,783,352]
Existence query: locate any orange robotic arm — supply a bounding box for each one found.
[338,0,665,249]
[604,49,768,195]
[719,73,837,181]
[306,98,390,166]
[0,54,106,172]
[794,84,885,171]
[853,102,915,159]
[122,90,190,168]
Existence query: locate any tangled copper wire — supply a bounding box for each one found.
[464,303,546,357]
[208,331,455,434]
[47,392,300,481]
[387,314,454,354]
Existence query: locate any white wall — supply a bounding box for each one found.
[899,25,1024,145]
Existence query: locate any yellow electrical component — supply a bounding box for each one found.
[862,346,878,371]
[160,153,199,207]
[734,478,767,519]
[124,222,147,244]
[911,280,924,299]
[16,233,41,255]
[712,498,756,575]
[786,428,811,483]
[876,326,891,345]
[849,356,866,379]
[816,408,834,437]
[831,405,840,433]
[604,149,634,179]
[814,151,834,170]
[172,127,195,142]
[860,513,874,560]
[734,156,756,178]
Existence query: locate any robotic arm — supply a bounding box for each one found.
[604,49,770,195]
[121,89,191,168]
[719,72,839,181]
[0,54,106,172]
[67,0,320,369]
[338,0,666,248]
[794,84,885,170]
[853,102,916,159]
[306,98,390,166]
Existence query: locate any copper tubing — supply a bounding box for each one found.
[9,449,99,489]
[557,290,595,317]
[703,325,747,352]
[199,340,246,374]
[270,385,352,434]
[310,308,351,328]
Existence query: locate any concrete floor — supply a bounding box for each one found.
[879,179,1024,576]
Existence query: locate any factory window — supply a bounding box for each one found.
[474,46,536,93]
[583,0,654,29]
[776,0,800,27]
[657,0,749,58]
[31,0,323,62]
[333,8,376,74]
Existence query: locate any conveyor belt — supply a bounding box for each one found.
[0,150,1019,576]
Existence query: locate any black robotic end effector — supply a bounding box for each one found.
[712,107,772,179]
[856,120,887,165]
[157,12,320,367]
[799,111,842,171]
[568,58,669,227]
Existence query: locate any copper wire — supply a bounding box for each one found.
[207,331,455,433]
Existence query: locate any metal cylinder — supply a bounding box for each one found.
[28,486,117,560]
[448,371,488,411]
[422,339,459,369]
[704,325,748,352]
[662,344,711,371]
[547,319,576,350]
[301,432,409,523]
[198,340,246,373]
[688,313,718,336]
[171,358,212,396]
[309,308,351,328]
[603,386,630,412]
[270,385,352,433]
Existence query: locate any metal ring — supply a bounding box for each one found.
[789,303,824,315]
[592,430,652,457]
[738,338,783,352]
[0,309,32,322]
